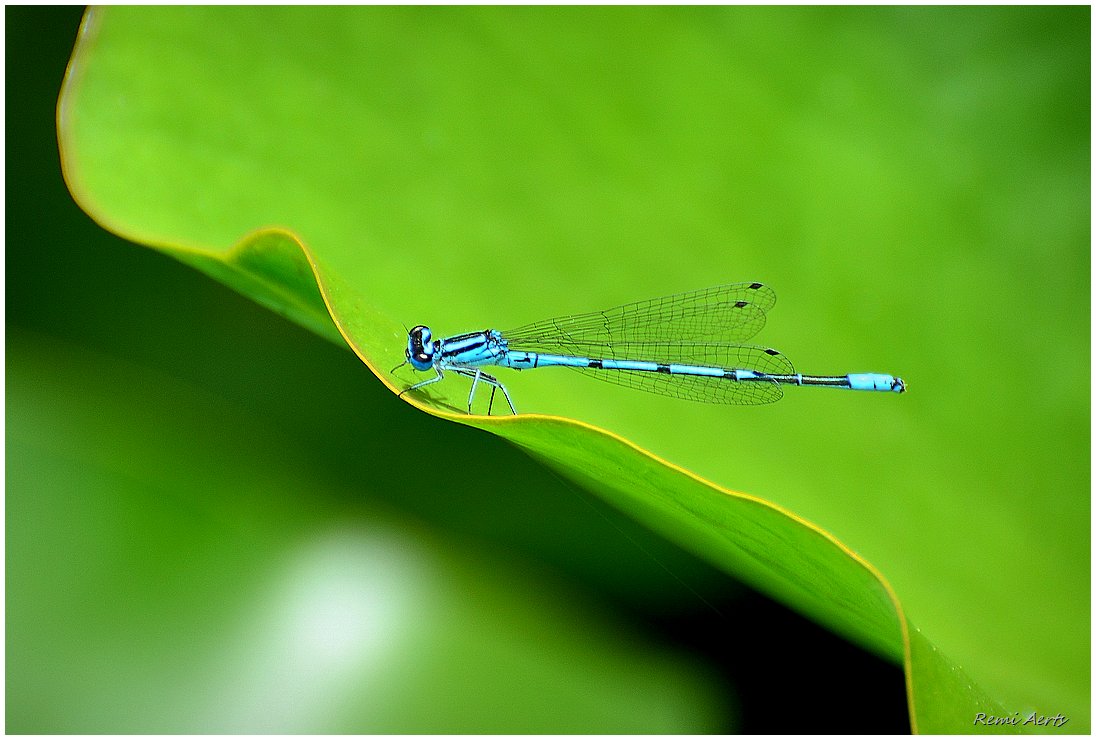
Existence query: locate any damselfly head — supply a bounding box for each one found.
[406,325,436,371]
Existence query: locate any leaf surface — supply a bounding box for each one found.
[58,7,1090,731]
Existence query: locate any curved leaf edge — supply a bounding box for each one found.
[53,201,1004,732]
[56,36,1014,727]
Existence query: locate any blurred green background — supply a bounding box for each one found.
[6,5,1087,736]
[7,7,922,733]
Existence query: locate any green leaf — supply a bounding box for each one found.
[57,6,1089,732]
[8,329,729,733]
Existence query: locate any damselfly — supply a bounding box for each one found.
[394,282,905,415]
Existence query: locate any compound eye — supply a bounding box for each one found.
[406,325,436,371]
